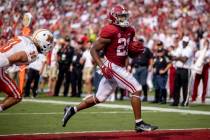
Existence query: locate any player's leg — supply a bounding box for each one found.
[75,93,100,112]
[1,97,21,111]
[62,94,100,127]
[0,70,22,112]
[62,77,117,127]
[111,64,158,132]
[110,64,142,119]
[129,87,158,132]
[130,90,157,132]
[0,96,9,104]
[77,77,116,111]
[130,90,142,120]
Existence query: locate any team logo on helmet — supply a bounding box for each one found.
[32,29,54,53]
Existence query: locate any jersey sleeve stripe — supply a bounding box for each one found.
[0,37,21,53]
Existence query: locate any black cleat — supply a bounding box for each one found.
[62,106,75,127]
[135,121,158,132]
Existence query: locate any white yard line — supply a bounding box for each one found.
[0,111,133,115]
[0,97,210,115]
[24,98,210,115]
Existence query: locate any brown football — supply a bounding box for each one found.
[128,41,144,58]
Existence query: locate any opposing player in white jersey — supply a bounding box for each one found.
[0,29,53,112]
[62,5,158,132]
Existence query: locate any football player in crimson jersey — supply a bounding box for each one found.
[0,29,53,112]
[62,5,158,132]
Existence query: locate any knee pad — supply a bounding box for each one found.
[84,95,100,104]
[95,95,106,103]
[130,91,141,99]
[93,96,101,104]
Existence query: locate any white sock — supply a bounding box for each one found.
[74,106,77,112]
[135,119,143,123]
[0,105,3,112]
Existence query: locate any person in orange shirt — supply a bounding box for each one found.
[19,12,33,94]
[0,29,53,112]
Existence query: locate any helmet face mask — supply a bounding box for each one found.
[116,13,129,27]
[32,29,54,53]
[109,5,130,27]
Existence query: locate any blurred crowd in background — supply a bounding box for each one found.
[0,0,210,105]
[0,0,209,45]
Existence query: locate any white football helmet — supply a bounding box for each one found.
[32,29,54,53]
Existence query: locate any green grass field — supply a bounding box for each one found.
[0,93,210,135]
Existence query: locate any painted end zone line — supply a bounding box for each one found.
[0,98,210,115]
[0,128,209,137]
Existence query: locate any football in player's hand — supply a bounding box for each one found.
[128,41,144,58]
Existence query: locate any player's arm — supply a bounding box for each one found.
[0,51,29,68]
[90,37,113,79]
[148,58,154,72]
[159,63,172,74]
[8,51,30,65]
[90,37,111,67]
[172,56,188,63]
[39,60,47,75]
[79,55,85,65]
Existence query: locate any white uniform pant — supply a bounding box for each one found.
[96,60,142,102]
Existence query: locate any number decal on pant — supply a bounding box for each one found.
[117,38,130,56]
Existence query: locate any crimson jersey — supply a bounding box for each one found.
[100,24,135,67]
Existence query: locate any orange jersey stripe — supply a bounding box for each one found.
[0,37,21,53]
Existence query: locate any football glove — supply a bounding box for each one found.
[100,64,113,79]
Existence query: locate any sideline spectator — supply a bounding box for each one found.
[71,47,84,97]
[24,54,46,98]
[152,43,171,104]
[0,0,209,104]
[48,38,63,96]
[167,38,180,99]
[80,42,94,99]
[171,36,194,106]
[54,36,74,97]
[191,38,210,103]
[132,39,153,102]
